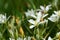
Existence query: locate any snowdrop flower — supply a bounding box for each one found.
[54,10,60,16]
[25,9,36,18]
[40,4,51,13]
[48,14,59,22]
[28,12,48,29]
[0,14,6,23]
[48,36,52,40]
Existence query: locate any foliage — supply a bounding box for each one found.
[0,0,60,40]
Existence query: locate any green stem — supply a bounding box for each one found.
[44,24,56,39]
[27,0,36,9]
[23,21,33,35]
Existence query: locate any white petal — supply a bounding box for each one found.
[48,14,59,22]
[25,12,30,17]
[30,9,36,18]
[31,14,36,18]
[28,19,35,24]
[29,25,35,29]
[24,38,26,40]
[54,11,57,13]
[40,6,44,11]
[54,11,60,16]
[48,36,52,40]
[46,5,51,11]
[56,32,60,38]
[54,11,58,15]
[48,18,54,22]
[36,12,42,23]
[0,19,3,23]
[25,9,36,18]
[42,14,48,18]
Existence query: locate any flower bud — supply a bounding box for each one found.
[19,27,24,37]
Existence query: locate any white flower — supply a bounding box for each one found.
[54,10,60,16]
[48,36,52,40]
[48,10,60,22]
[0,14,6,23]
[28,12,48,29]
[25,9,36,18]
[40,5,51,13]
[48,14,59,22]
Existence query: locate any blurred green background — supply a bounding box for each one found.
[0,0,60,40]
[0,0,54,16]
[0,0,60,17]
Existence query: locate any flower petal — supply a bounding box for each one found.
[48,14,59,22]
[28,19,35,24]
[25,9,36,18]
[25,12,30,17]
[54,11,58,15]
[54,11,60,16]
[36,12,42,23]
[42,14,48,18]
[48,36,52,40]
[46,5,51,11]
[29,25,35,29]
[31,14,36,18]
[40,6,44,11]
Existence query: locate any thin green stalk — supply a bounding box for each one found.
[23,21,33,35]
[27,0,36,9]
[44,24,56,39]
